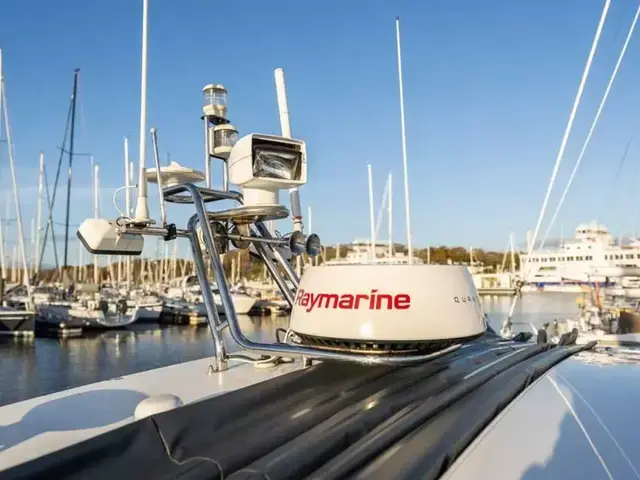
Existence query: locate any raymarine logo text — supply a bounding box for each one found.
[294,289,411,312]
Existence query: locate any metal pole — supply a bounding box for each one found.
[1,62,32,292]
[274,68,302,232]
[367,164,376,264]
[124,137,131,289]
[203,117,211,188]
[40,165,60,271]
[395,17,413,264]
[0,220,6,281]
[134,0,150,221]
[93,164,99,284]
[35,152,44,275]
[150,128,167,226]
[388,173,393,259]
[63,69,79,269]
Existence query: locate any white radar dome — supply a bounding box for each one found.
[289,265,485,353]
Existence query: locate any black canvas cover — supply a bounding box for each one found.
[2,336,594,480]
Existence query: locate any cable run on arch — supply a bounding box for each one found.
[538,1,640,252]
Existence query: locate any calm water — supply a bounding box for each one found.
[0,293,578,407]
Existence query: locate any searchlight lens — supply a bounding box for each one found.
[306,233,321,257]
[289,231,306,256]
[253,146,301,180]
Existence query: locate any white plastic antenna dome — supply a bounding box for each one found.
[146,161,206,186]
[289,265,485,352]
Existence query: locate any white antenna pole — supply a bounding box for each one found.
[128,161,135,216]
[30,218,35,278]
[35,152,44,275]
[124,137,131,215]
[124,137,132,289]
[1,49,31,292]
[93,163,100,284]
[367,164,376,264]
[134,0,150,221]
[11,245,16,283]
[0,219,6,280]
[510,232,515,276]
[274,68,302,232]
[395,17,413,264]
[388,172,393,258]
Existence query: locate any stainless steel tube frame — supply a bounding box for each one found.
[190,204,461,365]
[171,183,460,366]
[254,221,300,291]
[164,183,243,205]
[187,214,228,371]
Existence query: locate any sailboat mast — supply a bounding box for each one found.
[388,173,393,259]
[1,49,32,291]
[63,69,79,269]
[35,152,44,275]
[93,163,100,284]
[367,164,376,264]
[395,17,413,264]
[510,232,516,275]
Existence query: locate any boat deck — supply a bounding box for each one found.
[1,335,594,479]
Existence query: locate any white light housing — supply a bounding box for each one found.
[208,124,238,159]
[290,265,485,342]
[202,84,227,120]
[77,219,144,256]
[228,133,306,206]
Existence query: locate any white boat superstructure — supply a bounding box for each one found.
[165,275,257,315]
[323,239,423,266]
[521,221,640,287]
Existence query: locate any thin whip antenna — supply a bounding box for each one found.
[502,0,611,335]
[134,0,150,221]
[395,17,413,264]
[374,174,390,237]
[368,164,376,264]
[540,0,639,249]
[274,68,302,233]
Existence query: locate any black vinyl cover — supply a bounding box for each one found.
[2,336,595,480]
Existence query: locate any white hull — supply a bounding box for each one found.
[521,284,587,293]
[0,357,300,471]
[216,294,257,315]
[127,303,163,321]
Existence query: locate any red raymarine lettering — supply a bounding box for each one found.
[294,289,411,312]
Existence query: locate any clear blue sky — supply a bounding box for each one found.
[2,0,640,264]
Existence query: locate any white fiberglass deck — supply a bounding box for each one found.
[0,357,300,472]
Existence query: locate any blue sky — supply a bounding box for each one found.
[2,0,640,264]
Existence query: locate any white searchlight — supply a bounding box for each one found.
[228,133,306,207]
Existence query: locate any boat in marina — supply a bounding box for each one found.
[0,306,35,337]
[3,4,640,480]
[521,221,640,291]
[2,68,638,480]
[323,239,423,265]
[165,275,257,316]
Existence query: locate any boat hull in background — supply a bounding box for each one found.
[0,308,35,337]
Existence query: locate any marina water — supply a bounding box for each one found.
[0,293,579,407]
